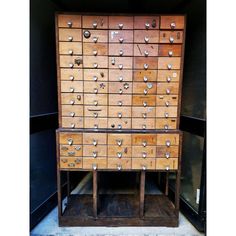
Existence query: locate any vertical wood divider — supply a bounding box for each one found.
[93,169,98,218]
[139,170,145,218]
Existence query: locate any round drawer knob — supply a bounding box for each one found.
[167,77,172,82]
[93,76,98,81]
[119,64,123,69]
[168,51,173,57]
[119,38,124,43]
[77,95,81,101]
[117,165,122,171]
[118,112,122,118]
[144,37,149,43]
[93,140,97,146]
[167,64,172,70]
[93,151,97,158]
[70,112,75,117]
[118,101,123,106]
[75,146,81,151]
[119,49,124,56]
[94,88,98,94]
[166,140,171,147]
[169,37,174,43]
[93,37,98,43]
[117,139,123,146]
[93,22,97,28]
[68,50,73,55]
[69,76,74,81]
[70,88,74,93]
[67,21,72,27]
[93,50,98,56]
[142,152,147,158]
[143,113,147,119]
[143,102,147,107]
[94,112,98,118]
[144,89,148,95]
[142,165,147,170]
[142,124,146,129]
[119,76,123,82]
[68,138,73,145]
[165,152,170,159]
[144,64,148,70]
[119,89,123,94]
[164,125,169,130]
[166,89,170,94]
[118,23,124,29]
[165,101,169,107]
[111,58,115,65]
[94,100,98,106]
[71,123,75,128]
[144,51,149,57]
[170,22,176,29]
[145,23,150,29]
[166,166,170,171]
[84,30,91,38]
[94,124,98,129]
[69,63,74,68]
[68,36,73,42]
[92,164,97,170]
[94,63,98,68]
[118,124,122,129]
[143,141,147,147]
[117,152,122,158]
[165,112,169,118]
[143,76,148,82]
[70,100,75,105]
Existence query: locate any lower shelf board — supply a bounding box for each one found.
[60,194,178,227]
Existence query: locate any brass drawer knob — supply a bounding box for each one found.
[144,50,149,57]
[167,64,172,70]
[67,21,72,27]
[145,23,150,29]
[144,37,149,43]
[168,51,173,57]
[166,140,171,147]
[119,37,124,43]
[70,99,75,104]
[93,50,98,56]
[93,140,97,146]
[119,64,123,69]
[117,152,122,158]
[68,36,73,41]
[118,124,122,129]
[118,23,124,29]
[93,76,98,81]
[164,112,169,118]
[93,22,97,28]
[69,75,74,81]
[170,22,176,29]
[71,123,75,128]
[93,151,97,158]
[117,139,123,146]
[118,101,123,106]
[118,112,122,118]
[68,49,73,55]
[70,112,75,117]
[169,37,174,43]
[142,152,147,158]
[117,164,122,171]
[69,63,74,68]
[67,138,73,145]
[119,76,123,82]
[93,37,98,43]
[144,63,148,70]
[92,164,97,170]
[143,76,148,82]
[142,141,147,147]
[119,49,124,56]
[94,63,98,68]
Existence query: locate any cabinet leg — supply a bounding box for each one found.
[93,170,98,218]
[57,168,62,217]
[139,170,145,218]
[67,171,70,200]
[165,171,169,196]
[175,171,181,211]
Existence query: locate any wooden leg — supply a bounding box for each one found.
[57,168,62,217]
[175,170,181,211]
[67,171,70,200]
[139,170,145,218]
[93,170,98,218]
[165,171,169,196]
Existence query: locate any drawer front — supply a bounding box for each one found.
[156,133,180,146]
[61,93,83,105]
[59,42,82,55]
[83,43,108,56]
[156,82,179,95]
[84,94,108,106]
[107,158,131,170]
[133,70,157,82]
[58,15,82,28]
[82,16,108,29]
[60,145,82,156]
[133,82,157,94]
[109,70,133,82]
[109,30,133,43]
[109,44,133,56]
[159,31,183,44]
[84,117,107,129]
[156,146,179,158]
[156,106,178,118]
[160,16,185,29]
[82,30,108,43]
[134,30,159,43]
[132,95,156,106]
[108,118,131,129]
[83,157,107,169]
[60,157,83,169]
[109,16,134,29]
[109,106,132,118]
[132,146,156,158]
[84,81,108,94]
[109,94,132,106]
[132,158,156,170]
[83,145,107,157]
[156,95,179,106]
[134,44,159,57]
[158,44,182,57]
[132,118,156,129]
[61,117,83,129]
[61,81,83,93]
[58,29,82,42]
[109,57,133,69]
[108,134,132,146]
[83,56,108,68]
[132,107,156,118]
[60,69,83,81]
[134,57,158,70]
[134,16,160,30]
[59,56,83,68]
[158,57,181,70]
[157,70,180,82]
[109,82,132,94]
[83,69,108,81]
[156,118,177,130]
[84,105,107,117]
[132,134,157,146]
[61,105,84,117]
[156,158,178,170]
[83,133,107,145]
[108,146,132,158]
[59,132,83,144]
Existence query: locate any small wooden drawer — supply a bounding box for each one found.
[84,94,108,106]
[61,105,84,117]
[134,57,158,70]
[59,42,82,55]
[156,158,178,170]
[157,70,180,82]
[84,81,108,94]
[156,133,180,146]
[109,70,133,82]
[82,30,108,43]
[133,70,157,82]
[84,105,107,117]
[156,118,177,130]
[134,16,160,30]
[158,57,181,70]
[108,146,132,158]
[60,157,83,169]
[109,30,133,43]
[156,82,179,95]
[83,157,107,169]
[160,16,185,29]
[109,106,132,118]
[156,146,179,158]
[61,93,83,105]
[60,69,83,81]
[60,145,82,156]
[134,30,159,43]
[83,56,108,68]
[156,95,179,106]
[134,44,159,57]
[84,69,108,82]
[132,134,157,146]
[84,117,107,129]
[83,133,107,145]
[108,94,132,106]
[132,118,156,129]
[107,158,131,170]
[132,95,156,106]
[132,107,156,118]
[132,158,156,170]
[109,44,133,56]
[58,29,82,42]
[158,44,182,57]
[59,132,83,144]
[133,82,157,94]
[109,57,133,69]
[83,145,107,157]
[59,55,83,68]
[109,16,134,29]
[156,106,178,118]
[83,43,108,56]
[58,14,82,28]
[160,31,183,44]
[108,118,131,129]
[61,117,83,129]
[109,82,132,94]
[132,146,156,158]
[61,81,83,93]
[108,133,132,146]
[82,16,108,29]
